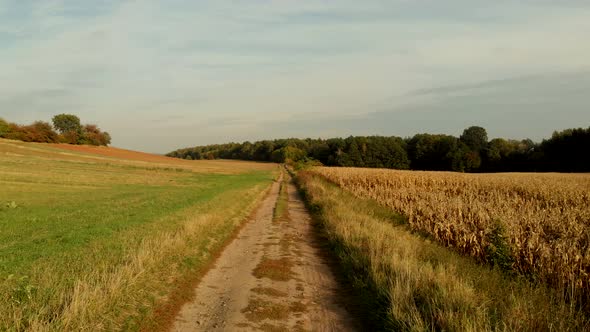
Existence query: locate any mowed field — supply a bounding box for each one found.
[0,139,277,331]
[298,167,590,330]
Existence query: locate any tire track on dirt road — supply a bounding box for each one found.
[171,172,358,331]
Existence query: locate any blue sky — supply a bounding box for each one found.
[1,1,589,152]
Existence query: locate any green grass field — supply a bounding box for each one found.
[0,139,277,331]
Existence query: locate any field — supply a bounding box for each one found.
[296,168,590,330]
[4,136,589,331]
[0,139,277,331]
[312,167,590,303]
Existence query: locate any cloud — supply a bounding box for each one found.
[0,1,589,152]
[260,72,590,141]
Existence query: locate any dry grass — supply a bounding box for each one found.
[0,138,277,331]
[273,169,290,222]
[242,298,291,322]
[312,167,590,306]
[252,257,295,282]
[296,171,589,331]
[0,138,276,174]
[242,297,307,324]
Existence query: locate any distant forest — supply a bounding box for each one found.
[167,126,590,172]
[0,114,111,146]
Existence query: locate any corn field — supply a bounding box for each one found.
[312,167,590,305]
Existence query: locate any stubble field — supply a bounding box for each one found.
[0,139,277,331]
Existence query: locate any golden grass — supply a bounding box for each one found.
[252,257,295,282]
[0,138,276,174]
[242,297,307,324]
[0,138,278,331]
[273,170,290,222]
[296,171,589,331]
[242,298,290,322]
[312,167,590,305]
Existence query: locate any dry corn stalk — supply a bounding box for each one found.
[312,167,590,305]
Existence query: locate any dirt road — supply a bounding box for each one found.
[171,173,358,331]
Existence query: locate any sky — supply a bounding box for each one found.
[1,1,589,153]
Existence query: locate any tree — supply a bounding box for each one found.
[0,118,9,137]
[271,146,306,163]
[81,124,111,146]
[1,115,112,146]
[451,142,482,172]
[3,121,58,143]
[408,134,459,171]
[52,114,82,135]
[3,123,26,141]
[28,121,59,143]
[101,132,112,146]
[541,127,590,172]
[252,141,275,161]
[346,137,364,167]
[460,126,488,152]
[380,137,410,169]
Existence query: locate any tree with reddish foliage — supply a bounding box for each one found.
[3,123,25,141]
[1,115,111,146]
[3,121,58,143]
[82,124,111,146]
[27,121,59,143]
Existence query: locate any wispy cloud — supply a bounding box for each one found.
[0,1,589,152]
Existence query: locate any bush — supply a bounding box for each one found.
[4,122,58,143]
[1,115,111,146]
[59,130,81,144]
[27,122,59,143]
[0,118,9,137]
[81,124,111,146]
[485,221,515,273]
[293,157,323,170]
[271,146,307,163]
[4,124,22,141]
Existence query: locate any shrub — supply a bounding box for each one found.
[0,118,9,137]
[1,116,110,146]
[81,124,111,146]
[26,121,59,143]
[59,130,81,144]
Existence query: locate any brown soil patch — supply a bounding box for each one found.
[259,323,289,332]
[48,143,276,173]
[251,287,288,298]
[252,257,295,281]
[49,143,188,164]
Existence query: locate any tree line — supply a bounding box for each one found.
[0,114,111,146]
[167,126,590,172]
